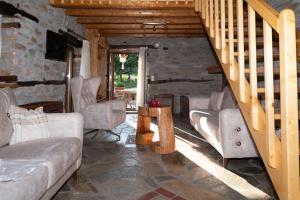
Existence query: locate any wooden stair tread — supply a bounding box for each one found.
[208,65,300,75]
[274,112,300,121]
[227,38,279,48]
[244,66,300,74]
[207,65,223,74]
[257,86,300,94]
[234,50,280,60]
[225,28,264,36]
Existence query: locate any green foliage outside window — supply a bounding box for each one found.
[114,53,138,89]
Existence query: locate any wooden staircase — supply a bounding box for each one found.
[195,0,299,199]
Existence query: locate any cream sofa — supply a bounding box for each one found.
[189,86,259,167]
[0,88,83,200]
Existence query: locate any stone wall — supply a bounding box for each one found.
[109,38,222,113]
[0,0,83,105]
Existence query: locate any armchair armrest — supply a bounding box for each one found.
[47,113,84,144]
[188,95,210,111]
[219,109,259,158]
[110,99,126,111]
[80,101,113,129]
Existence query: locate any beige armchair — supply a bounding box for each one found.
[70,76,126,141]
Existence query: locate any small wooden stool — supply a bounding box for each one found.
[136,107,154,145]
[136,106,175,154]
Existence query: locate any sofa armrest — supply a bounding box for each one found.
[188,95,210,111]
[47,113,84,144]
[110,99,126,111]
[219,109,259,158]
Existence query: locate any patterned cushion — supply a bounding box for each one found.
[8,105,50,145]
[0,88,16,114]
[80,79,97,108]
[0,88,15,148]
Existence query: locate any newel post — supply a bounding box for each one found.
[279,9,299,200]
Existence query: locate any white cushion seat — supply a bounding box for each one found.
[0,161,48,200]
[0,137,81,188]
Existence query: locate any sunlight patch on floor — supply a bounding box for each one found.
[175,135,271,200]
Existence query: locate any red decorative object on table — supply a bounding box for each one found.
[148,98,161,107]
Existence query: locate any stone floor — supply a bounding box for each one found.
[53,114,278,200]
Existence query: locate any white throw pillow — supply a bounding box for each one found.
[208,92,224,111]
[8,105,50,145]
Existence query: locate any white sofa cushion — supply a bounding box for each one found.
[0,160,48,200]
[208,92,224,111]
[8,105,50,145]
[0,137,81,188]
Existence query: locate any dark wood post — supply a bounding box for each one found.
[65,47,74,113]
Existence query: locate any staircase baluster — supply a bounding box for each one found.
[202,0,205,19]
[199,0,202,13]
[195,0,199,12]
[263,19,276,168]
[248,5,259,130]
[237,0,245,102]
[215,0,220,49]
[221,0,226,63]
[210,0,214,37]
[228,0,234,80]
[205,0,209,27]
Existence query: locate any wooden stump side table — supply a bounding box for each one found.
[136,106,175,154]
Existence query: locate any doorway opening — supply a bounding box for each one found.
[108,47,147,112]
[114,53,138,111]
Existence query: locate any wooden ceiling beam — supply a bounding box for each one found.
[65,8,198,17]
[77,17,201,24]
[50,0,194,9]
[83,24,203,30]
[97,29,204,34]
[101,33,205,38]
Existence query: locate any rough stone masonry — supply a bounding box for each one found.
[0,0,83,105]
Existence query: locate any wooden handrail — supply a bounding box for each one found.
[246,0,280,31]
[196,1,299,199]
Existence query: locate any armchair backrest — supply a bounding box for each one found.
[71,76,101,112]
